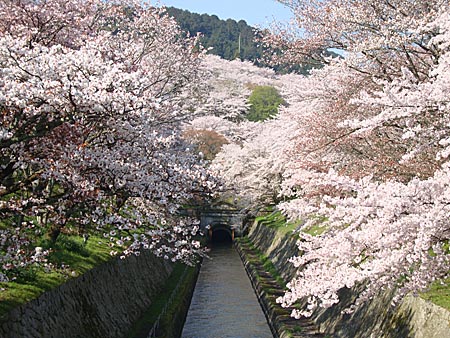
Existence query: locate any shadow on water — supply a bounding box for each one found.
[181,238,272,338]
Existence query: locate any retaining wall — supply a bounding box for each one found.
[0,250,173,338]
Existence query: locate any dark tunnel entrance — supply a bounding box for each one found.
[210,228,233,244]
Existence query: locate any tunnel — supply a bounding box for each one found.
[209,226,234,244]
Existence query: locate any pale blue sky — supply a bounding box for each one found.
[155,0,293,27]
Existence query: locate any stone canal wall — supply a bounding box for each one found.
[236,240,323,338]
[0,250,173,338]
[245,218,450,338]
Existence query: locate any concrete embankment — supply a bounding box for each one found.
[130,262,200,338]
[236,238,324,338]
[0,251,198,338]
[238,217,450,338]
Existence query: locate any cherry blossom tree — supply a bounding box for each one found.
[260,0,450,318]
[268,0,446,77]
[212,111,298,209]
[0,0,215,282]
[179,55,301,215]
[195,55,279,121]
[183,115,242,144]
[280,165,450,318]
[177,0,449,320]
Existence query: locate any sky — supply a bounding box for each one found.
[155,0,293,27]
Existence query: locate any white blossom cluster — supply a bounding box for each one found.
[0,0,217,282]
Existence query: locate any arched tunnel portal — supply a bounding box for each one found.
[199,208,245,243]
[208,224,234,243]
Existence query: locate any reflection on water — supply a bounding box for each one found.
[181,244,273,338]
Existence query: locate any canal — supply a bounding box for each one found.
[181,242,273,338]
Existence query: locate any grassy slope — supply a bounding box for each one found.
[420,278,450,310]
[0,234,112,318]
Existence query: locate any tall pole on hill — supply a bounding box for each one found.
[237,33,241,60]
[234,33,242,60]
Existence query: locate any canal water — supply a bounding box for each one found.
[181,244,273,338]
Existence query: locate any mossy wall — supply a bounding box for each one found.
[157,264,200,338]
[0,251,173,338]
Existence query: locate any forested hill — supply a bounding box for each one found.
[165,7,333,74]
[165,7,263,63]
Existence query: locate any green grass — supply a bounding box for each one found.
[292,325,303,333]
[238,237,286,287]
[421,278,450,310]
[43,234,112,274]
[255,210,286,228]
[256,210,329,238]
[255,211,300,237]
[0,234,112,318]
[260,253,286,287]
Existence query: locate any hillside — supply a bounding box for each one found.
[165,7,263,63]
[166,7,337,75]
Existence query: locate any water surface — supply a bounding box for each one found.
[181,244,272,338]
